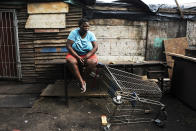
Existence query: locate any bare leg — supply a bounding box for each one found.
[66,57,86,92]
[86,59,97,75]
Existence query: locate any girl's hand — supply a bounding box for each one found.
[77,56,85,65]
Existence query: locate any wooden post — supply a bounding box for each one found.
[175,0,184,19]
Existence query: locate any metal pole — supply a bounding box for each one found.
[13,9,22,80]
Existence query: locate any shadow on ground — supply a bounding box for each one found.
[0,93,196,131]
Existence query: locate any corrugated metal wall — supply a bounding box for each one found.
[16,5,82,83]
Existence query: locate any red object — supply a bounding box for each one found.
[66,53,98,63]
[12,129,21,131]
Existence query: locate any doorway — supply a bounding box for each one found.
[0,9,21,79]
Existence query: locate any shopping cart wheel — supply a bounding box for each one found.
[113,96,123,105]
[154,119,165,127]
[144,109,151,114]
[101,123,111,131]
[159,107,168,120]
[163,111,168,120]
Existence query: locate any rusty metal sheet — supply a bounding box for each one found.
[146,21,186,61]
[164,37,188,79]
[27,2,69,14]
[25,14,66,28]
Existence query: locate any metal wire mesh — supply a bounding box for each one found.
[103,65,162,99]
[100,65,166,126]
[99,65,167,127]
[0,10,20,79]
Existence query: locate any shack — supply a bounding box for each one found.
[0,0,196,83]
[0,0,94,83]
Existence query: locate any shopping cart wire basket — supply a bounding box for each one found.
[99,64,167,130]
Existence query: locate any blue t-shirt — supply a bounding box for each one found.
[67,28,97,55]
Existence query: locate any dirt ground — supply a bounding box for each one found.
[0,82,196,131]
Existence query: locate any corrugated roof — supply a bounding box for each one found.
[83,0,196,21]
[29,0,96,5]
[116,0,196,12]
[93,0,196,20]
[0,0,96,5]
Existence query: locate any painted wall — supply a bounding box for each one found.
[146,21,186,61]
[90,19,187,62]
[90,19,147,63]
[187,21,196,46]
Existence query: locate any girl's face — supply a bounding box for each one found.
[80,22,90,33]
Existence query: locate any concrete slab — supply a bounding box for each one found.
[41,79,108,97]
[0,81,196,131]
[0,81,45,108]
[0,95,38,108]
[0,94,196,131]
[0,81,46,95]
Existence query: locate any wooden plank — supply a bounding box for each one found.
[164,37,188,79]
[35,52,67,57]
[34,58,157,65]
[35,65,57,68]
[175,0,184,19]
[167,52,196,62]
[20,51,34,54]
[34,29,59,33]
[34,39,66,44]
[20,58,35,61]
[34,44,66,48]
[35,67,63,70]
[21,61,35,64]
[22,74,39,77]
[20,54,35,58]
[159,8,196,15]
[35,68,63,71]
[0,5,25,9]
[20,44,34,49]
[60,28,75,32]
[20,42,33,44]
[25,14,66,29]
[35,47,68,53]
[35,59,67,64]
[35,56,66,60]
[27,2,69,14]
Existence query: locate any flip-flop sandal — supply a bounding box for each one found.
[89,71,100,78]
[81,82,86,93]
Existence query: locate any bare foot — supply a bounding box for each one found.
[80,81,86,93]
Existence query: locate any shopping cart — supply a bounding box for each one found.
[99,65,167,130]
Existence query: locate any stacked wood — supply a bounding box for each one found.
[16,8,37,83]
[16,6,82,83]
